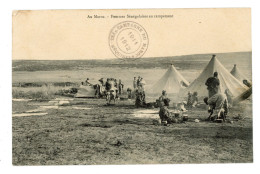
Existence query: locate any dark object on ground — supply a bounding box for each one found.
[183,115,188,121]
[146,102,156,108]
[174,112,180,118]
[215,119,223,123]
[114,140,123,147]
[204,97,209,105]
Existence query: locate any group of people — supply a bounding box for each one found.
[157,71,227,125]
[82,76,148,105]
[100,78,124,95]
[82,54,244,123]
[158,55,231,124]
[133,76,146,90]
[82,77,124,99]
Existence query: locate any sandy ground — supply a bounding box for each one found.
[12,97,253,165]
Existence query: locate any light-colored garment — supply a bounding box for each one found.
[133,79,137,89]
[208,93,227,110]
[139,80,146,90]
[85,81,92,86]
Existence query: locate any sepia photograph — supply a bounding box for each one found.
[12,8,252,165]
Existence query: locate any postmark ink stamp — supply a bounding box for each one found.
[109,21,149,59]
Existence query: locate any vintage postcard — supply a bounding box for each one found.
[12,8,252,165]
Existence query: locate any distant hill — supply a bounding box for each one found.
[12,52,251,72]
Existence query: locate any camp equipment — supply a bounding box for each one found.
[161,120,168,126]
[183,114,188,121]
[216,119,223,123]
[194,119,200,123]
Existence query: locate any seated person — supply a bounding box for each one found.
[85,78,92,86]
[159,98,173,124]
[186,91,192,108]
[191,92,198,107]
[159,90,168,104]
[127,88,132,99]
[135,91,146,107]
[204,93,228,121]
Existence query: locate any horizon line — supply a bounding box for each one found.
[12,51,252,61]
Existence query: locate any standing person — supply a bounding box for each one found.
[110,79,115,89]
[137,76,141,87]
[114,79,118,88]
[133,77,137,89]
[98,78,104,86]
[112,79,119,97]
[139,78,146,103]
[205,71,220,98]
[118,79,124,95]
[105,78,111,91]
[139,77,146,89]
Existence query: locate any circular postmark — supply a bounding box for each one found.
[109,21,149,59]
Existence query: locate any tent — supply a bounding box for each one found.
[147,64,189,94]
[230,64,249,83]
[180,56,248,98]
[74,85,96,98]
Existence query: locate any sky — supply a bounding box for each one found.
[12,8,251,60]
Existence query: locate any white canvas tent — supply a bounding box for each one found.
[230,64,249,83]
[74,85,96,98]
[180,56,248,98]
[147,64,189,94]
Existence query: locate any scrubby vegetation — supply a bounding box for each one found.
[12,86,60,100]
